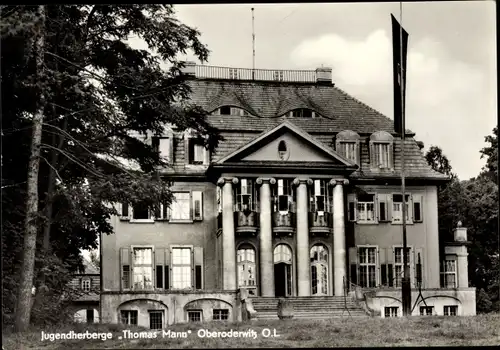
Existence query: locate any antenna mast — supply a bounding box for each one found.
[252,7,255,80]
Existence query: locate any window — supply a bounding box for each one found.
[310,179,331,213]
[373,143,391,168]
[378,194,389,222]
[336,130,360,164]
[278,140,288,160]
[170,192,191,221]
[441,258,457,288]
[152,137,171,162]
[132,202,151,220]
[213,309,229,321]
[444,305,458,316]
[82,279,91,292]
[394,247,412,288]
[149,310,163,330]
[192,191,203,221]
[236,179,255,212]
[172,247,192,289]
[384,307,399,318]
[121,310,138,325]
[274,70,284,81]
[392,194,411,223]
[359,247,377,288]
[289,108,315,118]
[229,68,238,80]
[187,310,202,322]
[273,179,294,212]
[338,141,357,163]
[215,106,248,116]
[220,106,231,115]
[413,195,423,222]
[132,247,153,290]
[237,247,256,287]
[420,306,434,316]
[357,194,375,223]
[369,131,393,169]
[186,131,208,165]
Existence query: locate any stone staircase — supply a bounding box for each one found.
[251,296,370,320]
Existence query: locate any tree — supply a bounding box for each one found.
[480,126,498,183]
[1,4,221,331]
[89,250,100,271]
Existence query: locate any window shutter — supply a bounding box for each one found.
[378,194,388,222]
[389,142,394,170]
[194,247,203,289]
[121,203,129,218]
[387,247,394,287]
[388,194,393,221]
[348,247,357,286]
[192,191,203,221]
[414,195,423,222]
[377,247,381,286]
[156,265,163,289]
[165,265,170,290]
[151,249,156,289]
[409,195,414,223]
[191,248,195,288]
[184,132,190,165]
[169,134,174,163]
[416,248,423,287]
[348,193,357,222]
[369,141,375,168]
[381,265,387,286]
[204,146,210,165]
[120,248,130,291]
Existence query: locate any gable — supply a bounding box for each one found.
[216,121,355,167]
[242,131,333,162]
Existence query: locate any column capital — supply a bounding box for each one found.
[328,179,349,187]
[217,177,239,187]
[256,177,276,186]
[292,178,313,187]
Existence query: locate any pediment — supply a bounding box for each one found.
[215,121,355,166]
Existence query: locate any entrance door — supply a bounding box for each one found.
[274,244,293,297]
[274,263,292,297]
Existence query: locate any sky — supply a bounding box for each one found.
[161,1,496,181]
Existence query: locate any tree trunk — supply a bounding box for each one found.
[15,4,46,333]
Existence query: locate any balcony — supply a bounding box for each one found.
[309,211,332,236]
[272,211,296,236]
[234,211,259,236]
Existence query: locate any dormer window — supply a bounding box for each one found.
[336,130,360,164]
[214,106,249,116]
[288,108,316,118]
[185,130,209,166]
[369,131,394,170]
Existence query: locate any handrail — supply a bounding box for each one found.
[194,65,318,83]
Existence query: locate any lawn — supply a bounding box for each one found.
[3,314,500,349]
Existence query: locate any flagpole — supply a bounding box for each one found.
[399,1,412,317]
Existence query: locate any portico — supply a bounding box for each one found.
[216,175,349,297]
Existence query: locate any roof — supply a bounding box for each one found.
[163,77,449,181]
[78,256,100,275]
[188,79,413,135]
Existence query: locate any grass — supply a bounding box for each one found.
[3,314,500,349]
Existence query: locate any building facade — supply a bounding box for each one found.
[68,257,100,323]
[101,63,476,327]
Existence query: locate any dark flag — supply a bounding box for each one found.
[391,14,408,136]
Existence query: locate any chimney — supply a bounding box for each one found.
[181,61,196,77]
[315,66,332,84]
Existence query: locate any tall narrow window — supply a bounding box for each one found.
[394,247,412,288]
[310,245,328,295]
[172,247,192,289]
[170,192,191,221]
[236,179,255,211]
[441,258,457,288]
[132,248,153,290]
[237,247,256,287]
[359,247,377,288]
[274,179,293,212]
[310,180,329,213]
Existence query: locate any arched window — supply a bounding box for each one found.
[336,130,360,164]
[237,246,256,287]
[369,131,394,170]
[310,244,328,295]
[274,244,292,264]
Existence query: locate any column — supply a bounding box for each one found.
[293,178,312,296]
[457,247,469,288]
[330,179,348,296]
[256,177,276,297]
[217,177,238,290]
